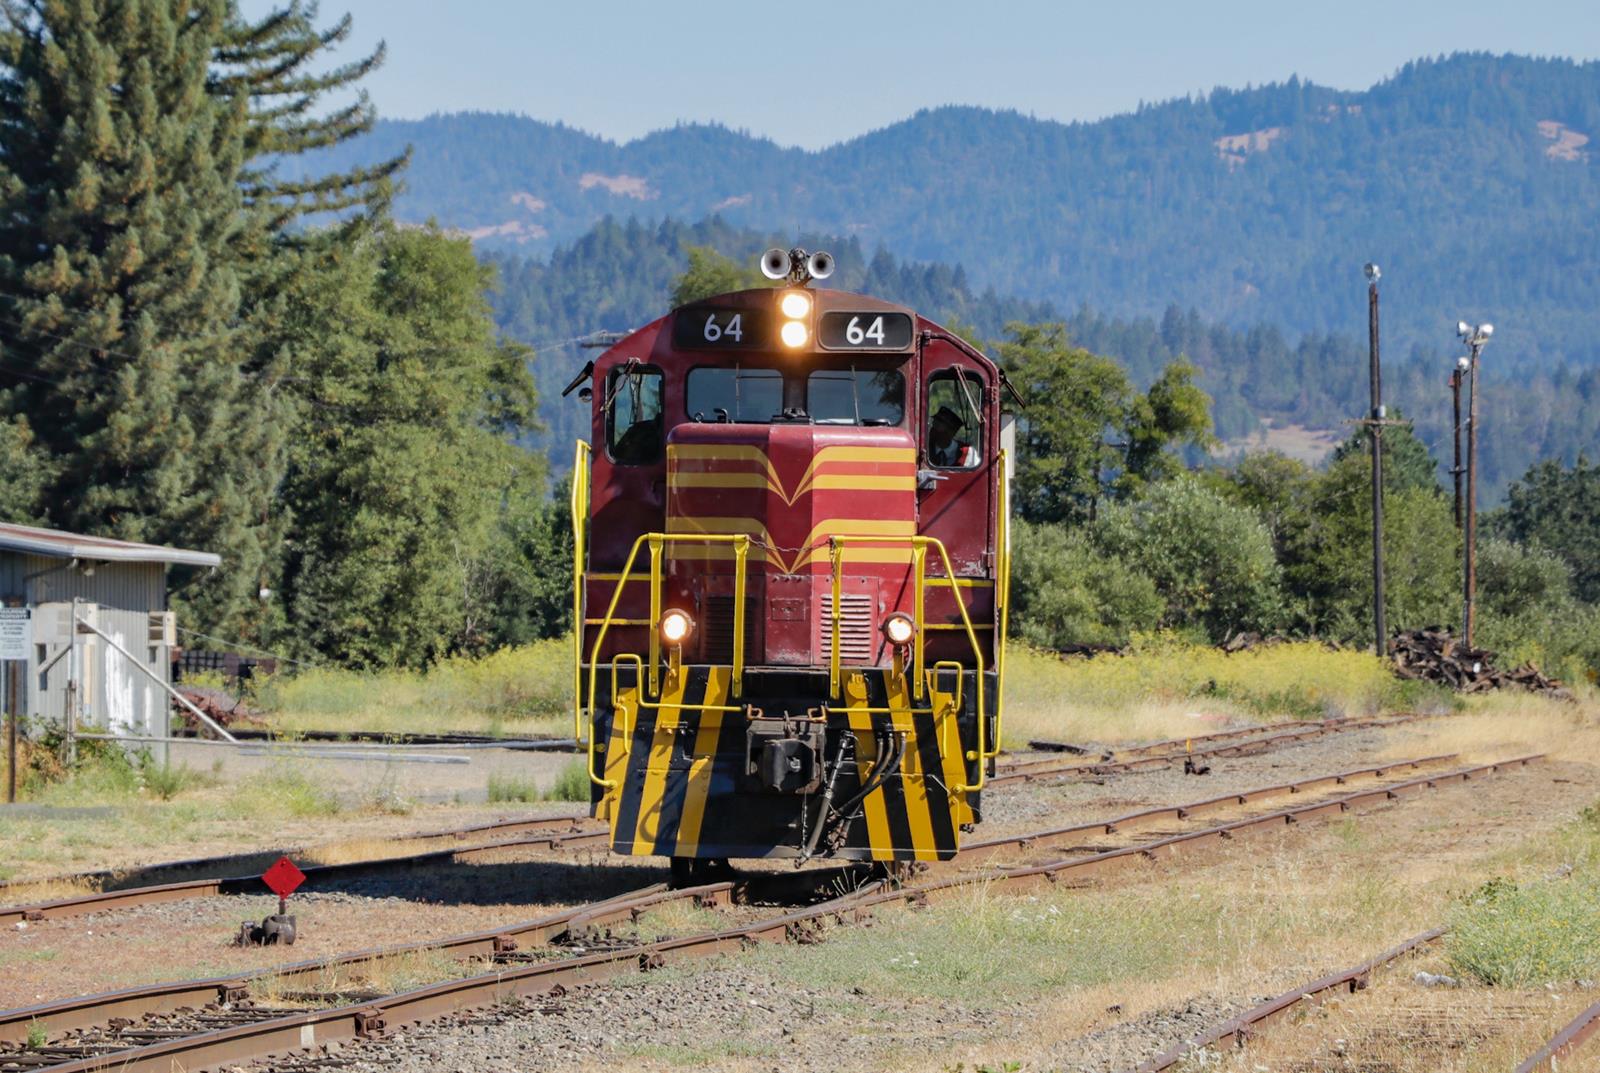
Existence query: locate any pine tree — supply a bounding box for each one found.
[217,0,406,241]
[0,0,286,630]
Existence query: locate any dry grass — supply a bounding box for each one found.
[1380,688,1600,765]
[1001,640,1437,749]
[255,637,572,740]
[253,949,477,1006]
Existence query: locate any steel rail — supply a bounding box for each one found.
[5,755,1539,1073]
[1022,716,1344,762]
[1515,996,1600,1073]
[0,865,869,1048]
[0,757,1452,1048]
[1128,927,1447,1072]
[960,753,1458,864]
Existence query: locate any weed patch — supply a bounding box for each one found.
[1447,874,1600,986]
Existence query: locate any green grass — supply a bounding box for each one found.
[486,759,590,804]
[545,758,589,802]
[486,772,540,804]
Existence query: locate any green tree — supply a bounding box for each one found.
[276,225,539,667]
[1494,456,1600,604]
[1329,411,1441,495]
[996,323,1131,524]
[218,0,405,237]
[670,246,766,307]
[0,0,288,631]
[1119,358,1214,494]
[1277,450,1457,640]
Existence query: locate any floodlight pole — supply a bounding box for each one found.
[1463,339,1482,647]
[1450,366,1464,530]
[1365,271,1386,658]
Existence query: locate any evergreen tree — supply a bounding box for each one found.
[0,0,285,629]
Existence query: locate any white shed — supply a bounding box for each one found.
[0,523,221,746]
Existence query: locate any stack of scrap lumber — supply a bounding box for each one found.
[1390,628,1571,699]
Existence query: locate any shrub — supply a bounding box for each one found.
[140,762,211,801]
[1094,477,1286,640]
[1010,521,1162,648]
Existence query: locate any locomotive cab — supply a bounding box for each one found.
[571,249,1011,871]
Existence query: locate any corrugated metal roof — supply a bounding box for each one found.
[0,522,221,568]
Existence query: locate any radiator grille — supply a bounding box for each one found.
[703,595,756,664]
[818,593,874,663]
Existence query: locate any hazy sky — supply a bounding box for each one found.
[262,1,1600,149]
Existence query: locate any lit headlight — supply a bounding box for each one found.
[780,290,812,319]
[780,320,808,348]
[660,609,694,646]
[883,613,916,647]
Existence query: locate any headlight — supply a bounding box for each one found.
[660,609,694,646]
[780,290,812,319]
[780,320,808,348]
[883,613,916,647]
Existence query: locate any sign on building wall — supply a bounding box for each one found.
[0,607,29,660]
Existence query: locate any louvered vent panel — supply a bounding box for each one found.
[818,593,874,664]
[703,595,756,664]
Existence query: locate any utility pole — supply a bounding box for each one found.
[1450,359,1467,530]
[1364,264,1386,658]
[1457,322,1493,646]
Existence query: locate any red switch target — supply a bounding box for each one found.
[262,856,306,899]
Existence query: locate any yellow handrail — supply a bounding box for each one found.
[582,531,753,788]
[571,442,590,744]
[827,533,989,791]
[995,448,1010,759]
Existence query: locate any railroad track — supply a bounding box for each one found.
[1129,925,1600,1073]
[3,712,1422,926]
[0,753,1540,1073]
[1516,995,1600,1072]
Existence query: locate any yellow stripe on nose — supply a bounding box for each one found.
[674,666,731,857]
[845,673,895,862]
[885,671,939,862]
[631,670,688,855]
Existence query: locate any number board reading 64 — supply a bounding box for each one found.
[672,308,771,349]
[819,311,913,351]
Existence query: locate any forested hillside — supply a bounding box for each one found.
[292,53,1600,371]
[489,218,1600,501]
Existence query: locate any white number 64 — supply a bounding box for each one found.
[845,315,885,345]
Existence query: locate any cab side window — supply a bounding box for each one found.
[926,370,983,469]
[606,365,664,464]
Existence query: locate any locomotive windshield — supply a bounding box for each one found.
[686,367,783,422]
[807,368,903,426]
[684,364,904,426]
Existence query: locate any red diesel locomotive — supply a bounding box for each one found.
[571,247,1011,878]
